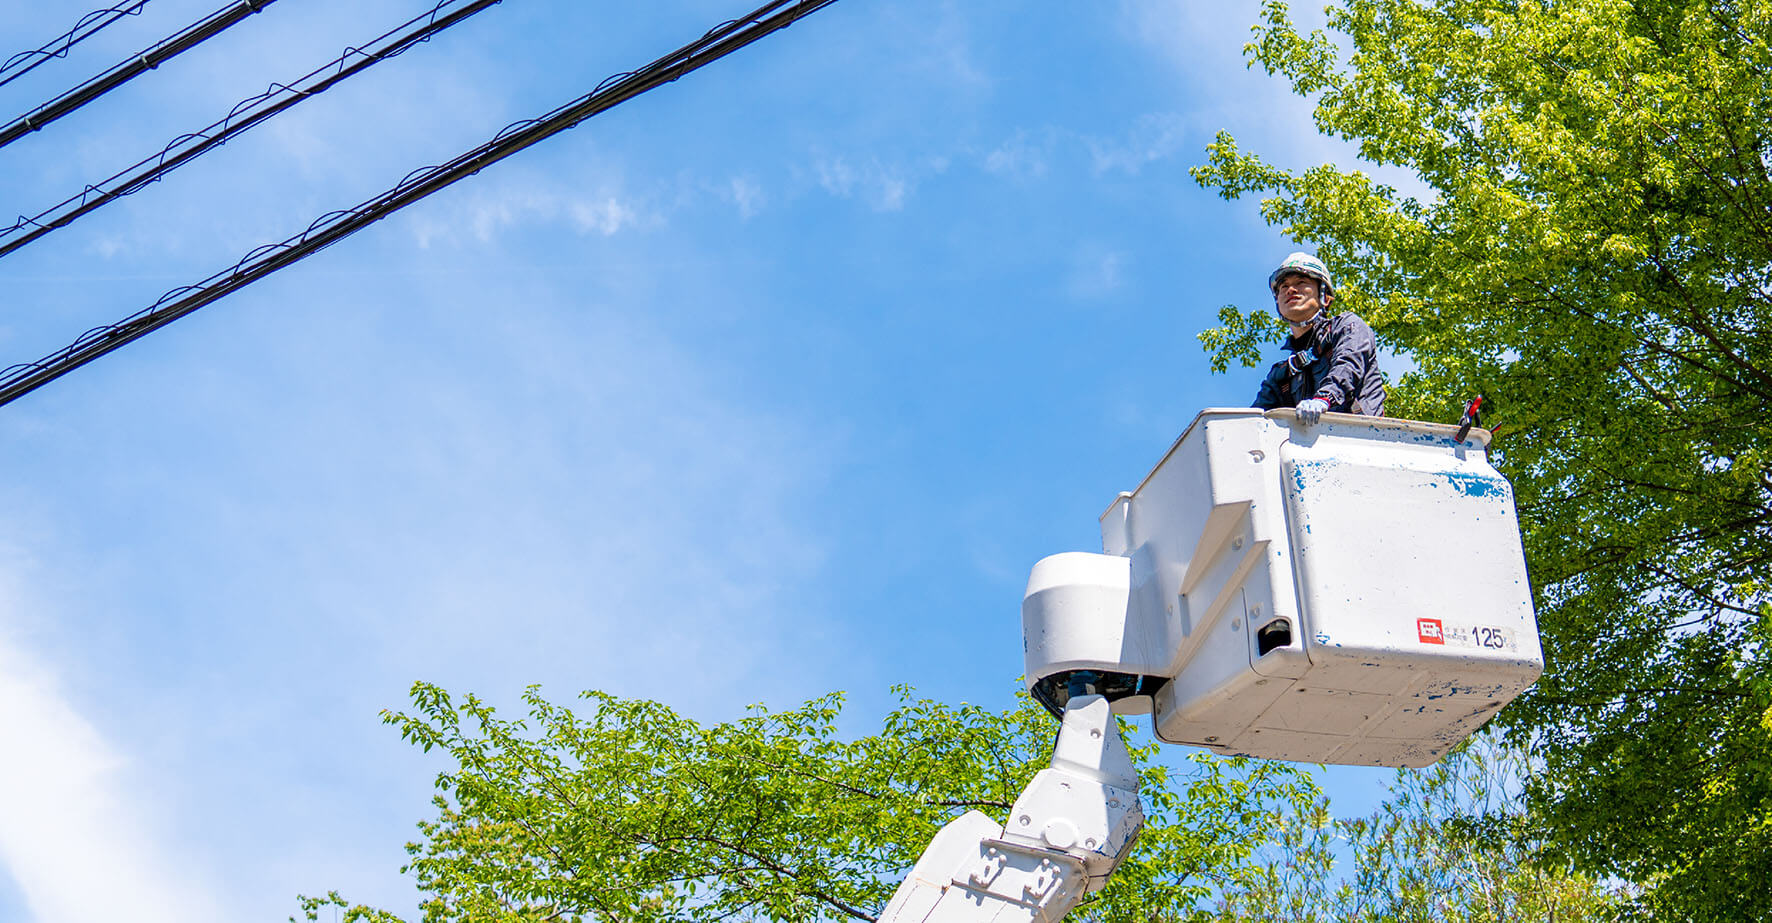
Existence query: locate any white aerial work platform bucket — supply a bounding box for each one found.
[1023,408,1543,768]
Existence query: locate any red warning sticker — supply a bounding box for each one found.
[1414,618,1520,651]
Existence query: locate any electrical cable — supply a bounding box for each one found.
[0,0,844,410]
[0,2,152,92]
[0,0,507,262]
[0,0,278,152]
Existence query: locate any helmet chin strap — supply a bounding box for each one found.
[1278,286,1332,325]
[1280,302,1326,334]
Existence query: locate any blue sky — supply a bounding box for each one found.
[0,2,1399,920]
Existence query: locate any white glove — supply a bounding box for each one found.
[1296,398,1329,424]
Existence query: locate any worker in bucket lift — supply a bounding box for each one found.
[1252,252,1386,423]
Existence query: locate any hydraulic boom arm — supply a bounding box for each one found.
[878,694,1143,923]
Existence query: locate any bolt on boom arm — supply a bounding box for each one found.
[879,694,1143,923]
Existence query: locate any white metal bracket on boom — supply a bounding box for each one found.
[878,694,1143,923]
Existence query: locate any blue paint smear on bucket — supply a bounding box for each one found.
[1290,458,1333,494]
[1443,470,1507,498]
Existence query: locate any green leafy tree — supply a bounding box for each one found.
[298,683,1321,922]
[1215,734,1628,922]
[1191,1,1772,918]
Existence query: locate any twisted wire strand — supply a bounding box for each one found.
[0,0,279,152]
[0,0,844,409]
[0,2,152,92]
[0,0,508,261]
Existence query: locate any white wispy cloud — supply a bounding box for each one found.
[1086,111,1192,176]
[893,0,991,93]
[812,156,915,212]
[983,128,1054,180]
[0,628,222,923]
[1066,245,1131,300]
[1119,0,1432,200]
[407,173,651,247]
[726,175,766,219]
[567,196,639,236]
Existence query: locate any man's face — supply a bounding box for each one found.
[1273,272,1327,324]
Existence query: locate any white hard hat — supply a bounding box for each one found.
[1268,252,1334,297]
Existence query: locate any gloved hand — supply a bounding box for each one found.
[1296,398,1329,424]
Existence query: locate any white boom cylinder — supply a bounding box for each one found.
[877,695,1143,923]
[1023,408,1543,768]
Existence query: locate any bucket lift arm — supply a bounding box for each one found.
[878,409,1543,921]
[878,693,1144,923]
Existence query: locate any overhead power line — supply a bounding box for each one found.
[0,0,508,262]
[0,0,278,152]
[0,0,845,410]
[0,2,152,92]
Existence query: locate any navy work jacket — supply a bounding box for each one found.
[1253,312,1387,416]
